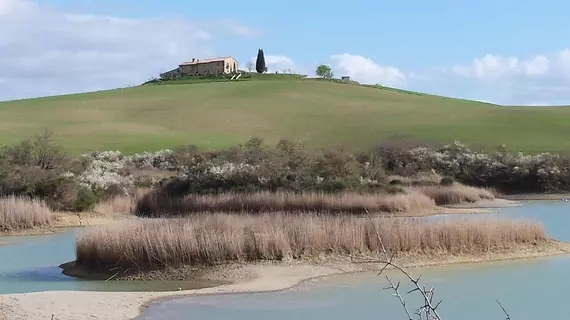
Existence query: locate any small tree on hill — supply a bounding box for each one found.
[256,49,266,74]
[247,61,254,72]
[316,64,334,79]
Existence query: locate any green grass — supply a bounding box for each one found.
[1,77,570,154]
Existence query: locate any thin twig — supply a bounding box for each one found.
[496,300,511,320]
[384,275,414,320]
[365,207,442,320]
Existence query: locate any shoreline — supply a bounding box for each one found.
[0,212,137,237]
[1,239,569,320]
[501,193,570,201]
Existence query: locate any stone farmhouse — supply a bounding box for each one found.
[160,56,239,78]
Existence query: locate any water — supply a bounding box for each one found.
[0,228,222,294]
[139,201,570,320]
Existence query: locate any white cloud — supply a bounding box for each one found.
[329,54,406,86]
[411,49,570,105]
[0,0,257,101]
[248,55,300,73]
[450,53,551,80]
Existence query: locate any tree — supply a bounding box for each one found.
[316,64,334,79]
[247,61,254,72]
[255,49,266,74]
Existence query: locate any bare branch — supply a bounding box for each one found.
[496,300,511,320]
[364,207,442,320]
[384,275,414,320]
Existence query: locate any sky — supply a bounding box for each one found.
[2,0,570,105]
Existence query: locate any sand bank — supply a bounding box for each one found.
[444,198,521,209]
[0,212,137,237]
[501,193,570,201]
[1,239,568,320]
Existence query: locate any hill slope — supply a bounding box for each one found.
[1,79,569,154]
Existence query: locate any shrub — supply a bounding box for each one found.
[74,187,98,212]
[440,176,455,186]
[1,130,69,170]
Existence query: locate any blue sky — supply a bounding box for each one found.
[3,0,570,105]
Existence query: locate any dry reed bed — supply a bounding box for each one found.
[94,188,150,215]
[94,195,137,215]
[0,196,52,231]
[417,185,495,205]
[75,213,546,273]
[134,184,494,217]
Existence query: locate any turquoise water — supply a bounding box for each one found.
[0,228,221,293]
[139,201,570,320]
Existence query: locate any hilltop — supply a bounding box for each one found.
[1,75,570,154]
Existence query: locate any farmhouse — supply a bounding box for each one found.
[161,57,240,78]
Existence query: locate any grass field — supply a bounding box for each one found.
[2,77,570,154]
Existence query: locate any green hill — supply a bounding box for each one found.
[1,77,569,154]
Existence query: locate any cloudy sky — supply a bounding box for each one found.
[2,0,570,105]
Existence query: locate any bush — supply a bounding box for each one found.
[440,176,455,186]
[75,187,98,212]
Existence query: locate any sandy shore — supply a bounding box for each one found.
[1,239,569,320]
[445,198,521,209]
[501,193,570,201]
[0,212,136,237]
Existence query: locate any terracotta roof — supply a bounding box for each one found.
[180,56,234,65]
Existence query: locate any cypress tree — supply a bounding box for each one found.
[255,49,266,74]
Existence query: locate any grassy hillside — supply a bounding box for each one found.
[1,78,570,154]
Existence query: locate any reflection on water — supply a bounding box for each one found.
[139,201,570,320]
[0,228,221,294]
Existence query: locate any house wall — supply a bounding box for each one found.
[224,58,239,73]
[179,61,227,76]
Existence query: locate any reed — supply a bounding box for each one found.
[0,196,52,230]
[415,185,495,205]
[75,213,546,273]
[134,190,437,217]
[94,188,150,215]
[134,184,495,217]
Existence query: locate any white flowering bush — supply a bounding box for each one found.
[127,149,183,171]
[379,141,570,193]
[75,149,186,195]
[76,151,133,194]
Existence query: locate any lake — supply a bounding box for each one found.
[138,201,570,320]
[0,228,222,293]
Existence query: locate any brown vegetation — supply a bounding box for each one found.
[134,184,494,217]
[416,185,495,205]
[0,196,52,231]
[135,190,436,217]
[75,213,546,273]
[93,188,150,215]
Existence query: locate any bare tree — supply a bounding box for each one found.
[247,61,254,73]
[363,208,511,320]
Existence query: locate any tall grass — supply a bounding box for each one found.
[134,190,436,217]
[76,213,546,273]
[134,184,495,217]
[0,196,52,230]
[94,188,150,215]
[417,185,495,205]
